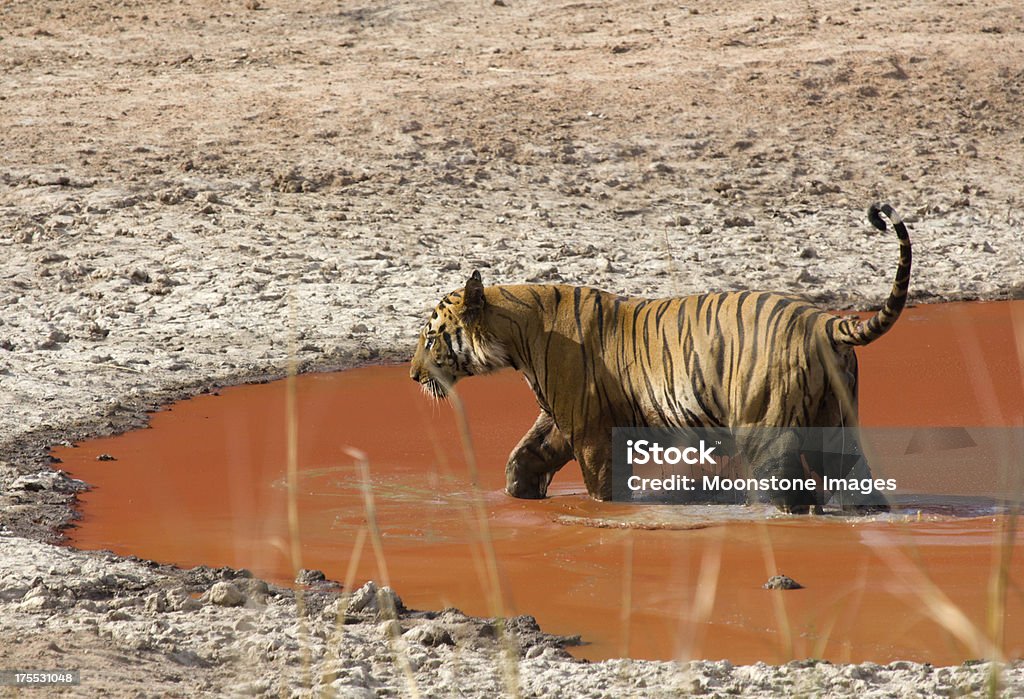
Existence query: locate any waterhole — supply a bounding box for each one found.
[56,301,1024,663]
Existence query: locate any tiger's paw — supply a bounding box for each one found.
[777,503,824,515]
[505,469,551,499]
[840,502,891,514]
[506,481,547,499]
[834,488,892,514]
[769,489,821,515]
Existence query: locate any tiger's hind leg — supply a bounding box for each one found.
[803,353,891,513]
[802,429,891,513]
[505,411,573,499]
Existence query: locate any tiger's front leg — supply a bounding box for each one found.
[505,411,573,499]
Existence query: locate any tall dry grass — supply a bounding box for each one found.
[284,299,313,690]
[445,383,523,699]
[323,374,522,698]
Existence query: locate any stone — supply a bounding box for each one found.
[763,575,803,590]
[295,568,327,585]
[206,581,245,607]
[403,623,454,647]
[345,581,404,617]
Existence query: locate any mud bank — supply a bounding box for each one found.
[3,0,1024,696]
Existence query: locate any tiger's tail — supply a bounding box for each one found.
[830,202,912,347]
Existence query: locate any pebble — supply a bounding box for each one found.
[403,622,455,647]
[38,328,70,349]
[205,581,245,607]
[763,575,804,590]
[346,581,405,617]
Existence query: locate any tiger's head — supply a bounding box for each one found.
[410,270,510,399]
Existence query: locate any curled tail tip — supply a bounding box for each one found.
[868,202,906,232]
[833,202,912,347]
[867,202,887,232]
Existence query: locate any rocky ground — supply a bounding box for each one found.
[1,0,1023,696]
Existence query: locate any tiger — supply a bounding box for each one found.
[410,203,911,513]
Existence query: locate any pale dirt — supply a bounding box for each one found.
[1,1,1023,696]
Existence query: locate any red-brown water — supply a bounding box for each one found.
[57,301,1024,664]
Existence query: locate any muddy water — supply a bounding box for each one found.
[57,301,1024,664]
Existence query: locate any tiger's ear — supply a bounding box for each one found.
[462,270,485,322]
